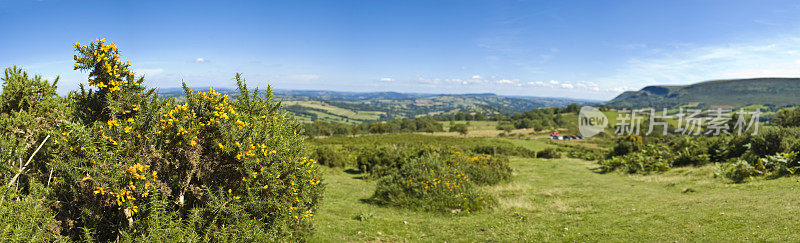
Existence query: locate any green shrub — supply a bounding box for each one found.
[556,143,605,161]
[760,151,800,178]
[773,106,800,127]
[311,145,348,167]
[356,144,422,177]
[0,39,323,241]
[447,152,512,185]
[722,159,759,183]
[0,184,64,242]
[748,126,785,158]
[449,123,469,136]
[669,137,710,167]
[369,155,495,212]
[610,135,642,157]
[599,143,672,174]
[472,145,536,158]
[536,148,561,159]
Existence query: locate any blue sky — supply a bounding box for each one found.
[2,0,800,100]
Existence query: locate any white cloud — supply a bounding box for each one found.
[469,75,487,84]
[725,69,800,78]
[599,36,800,90]
[193,58,207,63]
[575,81,600,91]
[379,77,395,82]
[497,79,515,84]
[527,81,547,87]
[416,77,441,84]
[559,83,574,89]
[606,86,631,92]
[135,68,164,76]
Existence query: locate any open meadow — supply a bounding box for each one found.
[312,137,800,242]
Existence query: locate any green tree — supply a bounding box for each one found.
[450,123,469,136]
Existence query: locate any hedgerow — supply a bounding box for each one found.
[0,39,323,241]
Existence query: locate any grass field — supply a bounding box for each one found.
[285,100,385,123]
[312,139,800,241]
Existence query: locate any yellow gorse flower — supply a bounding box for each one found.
[107,119,119,128]
[93,187,105,195]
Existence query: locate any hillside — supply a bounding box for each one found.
[605,78,800,108]
[160,88,596,123]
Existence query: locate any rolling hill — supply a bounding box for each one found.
[159,88,596,123]
[605,78,800,108]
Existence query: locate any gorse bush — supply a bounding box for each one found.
[610,135,643,157]
[345,142,511,212]
[0,39,323,241]
[0,66,66,241]
[355,144,422,178]
[369,154,496,212]
[311,145,347,167]
[446,151,513,185]
[536,148,561,159]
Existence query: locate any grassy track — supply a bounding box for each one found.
[313,147,800,241]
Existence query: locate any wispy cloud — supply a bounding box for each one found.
[193,58,208,63]
[379,77,395,82]
[598,36,800,92]
[606,86,631,92]
[135,68,164,76]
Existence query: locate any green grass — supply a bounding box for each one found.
[313,152,800,241]
[506,138,556,152]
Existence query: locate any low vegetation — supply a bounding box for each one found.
[0,39,322,241]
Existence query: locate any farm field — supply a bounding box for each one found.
[313,138,800,242]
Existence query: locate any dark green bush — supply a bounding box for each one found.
[369,155,495,212]
[356,144,424,178]
[762,152,799,177]
[610,135,643,157]
[472,145,536,158]
[447,152,513,185]
[536,148,561,159]
[749,126,788,158]
[599,143,672,174]
[669,137,710,167]
[722,159,759,183]
[311,145,348,167]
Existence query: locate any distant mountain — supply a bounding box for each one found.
[158,88,594,123]
[605,78,800,108]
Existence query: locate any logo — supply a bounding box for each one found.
[578,106,607,138]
